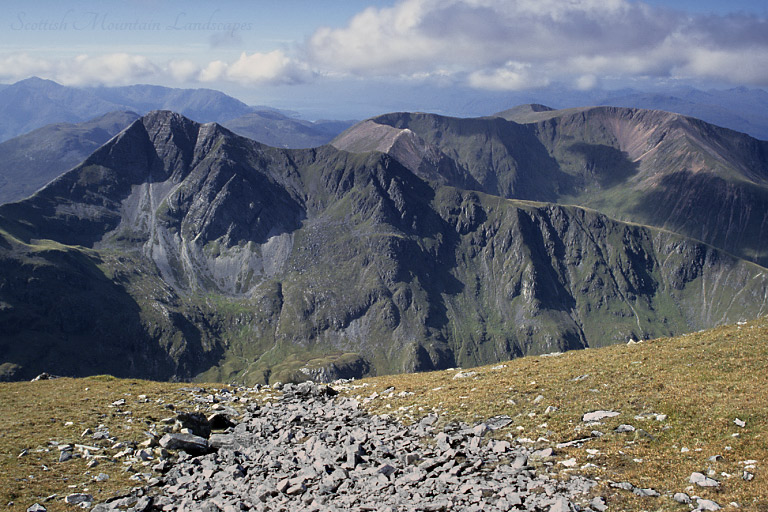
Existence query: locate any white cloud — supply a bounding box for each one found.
[0,50,312,88]
[2,0,767,92]
[198,51,312,85]
[679,47,768,85]
[59,54,159,86]
[225,51,312,85]
[168,59,199,82]
[468,62,549,91]
[0,53,160,86]
[305,0,768,89]
[575,74,598,91]
[199,60,228,83]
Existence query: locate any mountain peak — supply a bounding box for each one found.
[137,110,204,155]
[140,109,195,130]
[493,103,554,119]
[12,76,62,89]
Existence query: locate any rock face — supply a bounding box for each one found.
[334,107,768,267]
[96,381,598,512]
[2,110,768,384]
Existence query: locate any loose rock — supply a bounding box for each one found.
[582,411,620,422]
[690,472,720,487]
[158,433,209,455]
[98,383,599,512]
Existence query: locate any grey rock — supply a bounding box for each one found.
[610,482,635,491]
[589,496,608,511]
[64,493,92,505]
[135,383,597,512]
[633,487,660,497]
[532,447,554,458]
[26,505,46,512]
[159,433,209,455]
[697,498,722,511]
[674,492,691,504]
[174,412,211,438]
[582,411,620,422]
[549,497,574,511]
[690,472,720,487]
[209,433,236,451]
[484,415,513,430]
[614,424,635,433]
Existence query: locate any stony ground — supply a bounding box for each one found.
[4,317,767,511]
[24,381,599,512]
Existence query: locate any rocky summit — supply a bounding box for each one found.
[89,381,598,512]
[2,110,768,384]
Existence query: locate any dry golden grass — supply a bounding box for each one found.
[352,318,768,511]
[0,377,242,512]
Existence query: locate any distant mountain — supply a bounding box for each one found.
[1,111,767,384]
[0,77,125,142]
[0,77,253,142]
[88,84,253,125]
[0,111,139,205]
[0,80,355,204]
[597,87,768,141]
[334,106,768,266]
[223,110,356,149]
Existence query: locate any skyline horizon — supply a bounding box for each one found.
[2,0,767,119]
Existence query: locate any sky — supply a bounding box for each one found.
[2,0,767,118]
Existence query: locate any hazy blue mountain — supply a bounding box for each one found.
[598,86,768,141]
[1,110,767,384]
[88,84,253,124]
[223,110,355,148]
[0,77,126,142]
[0,78,252,142]
[0,111,139,205]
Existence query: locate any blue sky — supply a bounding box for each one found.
[2,0,767,117]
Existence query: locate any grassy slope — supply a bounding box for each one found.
[2,318,766,510]
[355,316,768,510]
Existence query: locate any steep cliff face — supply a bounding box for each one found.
[434,191,768,368]
[2,111,768,384]
[335,107,768,266]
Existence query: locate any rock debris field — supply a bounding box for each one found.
[26,379,736,512]
[54,380,601,512]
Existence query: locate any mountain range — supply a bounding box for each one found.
[1,107,768,384]
[0,77,250,142]
[0,79,355,205]
[0,77,355,146]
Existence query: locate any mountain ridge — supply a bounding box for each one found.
[2,110,768,384]
[333,106,768,266]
